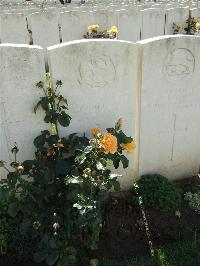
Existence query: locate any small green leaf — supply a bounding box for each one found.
[75,152,86,164]
[65,175,80,185]
[22,160,34,172]
[44,111,53,123]
[58,112,71,127]
[73,203,82,210]
[0,187,9,202]
[55,158,72,175]
[121,155,129,169]
[7,172,18,188]
[113,180,121,192]
[40,97,49,111]
[8,201,19,217]
[113,157,120,169]
[33,134,46,148]
[34,100,41,113]
[41,130,50,136]
[47,135,59,145]
[84,146,93,154]
[96,162,105,170]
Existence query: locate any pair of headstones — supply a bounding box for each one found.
[1,36,200,189]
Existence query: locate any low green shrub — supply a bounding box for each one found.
[184,191,200,214]
[136,174,182,212]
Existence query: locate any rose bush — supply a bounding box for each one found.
[0,79,135,265]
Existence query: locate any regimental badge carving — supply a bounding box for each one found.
[163,48,195,81]
[77,54,117,88]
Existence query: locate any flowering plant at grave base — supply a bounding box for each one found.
[173,17,200,35]
[0,76,135,265]
[184,191,200,214]
[84,24,119,39]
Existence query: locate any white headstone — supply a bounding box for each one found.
[165,7,189,35]
[136,35,200,180]
[0,13,29,44]
[141,8,165,39]
[47,39,137,189]
[29,11,60,47]
[117,8,141,42]
[191,8,200,19]
[90,10,109,28]
[60,10,90,42]
[0,44,46,177]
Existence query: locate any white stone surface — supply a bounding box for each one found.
[29,11,60,47]
[0,44,46,177]
[191,8,200,19]
[90,9,109,28]
[47,39,137,189]
[60,10,90,42]
[0,13,29,44]
[117,8,141,42]
[136,35,200,180]
[165,7,190,34]
[141,8,165,39]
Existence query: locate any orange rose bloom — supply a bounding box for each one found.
[121,142,136,154]
[101,133,118,154]
[91,127,100,136]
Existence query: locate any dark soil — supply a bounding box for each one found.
[96,191,150,260]
[1,176,200,265]
[97,176,200,261]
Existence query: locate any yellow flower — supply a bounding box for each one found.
[101,133,118,154]
[191,17,198,23]
[176,23,184,30]
[91,127,100,136]
[121,142,136,154]
[109,26,118,34]
[88,24,99,31]
[196,22,200,30]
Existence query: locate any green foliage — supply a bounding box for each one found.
[136,174,182,212]
[0,216,8,256]
[0,80,134,265]
[184,191,200,214]
[34,79,71,129]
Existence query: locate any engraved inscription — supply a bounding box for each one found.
[77,54,116,88]
[163,48,195,81]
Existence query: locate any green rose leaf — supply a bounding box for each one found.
[8,201,20,218]
[75,152,86,164]
[113,156,120,169]
[113,180,121,192]
[58,111,71,127]
[120,155,129,168]
[40,97,49,111]
[22,160,34,172]
[34,100,42,113]
[0,187,9,202]
[33,134,46,148]
[55,158,72,175]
